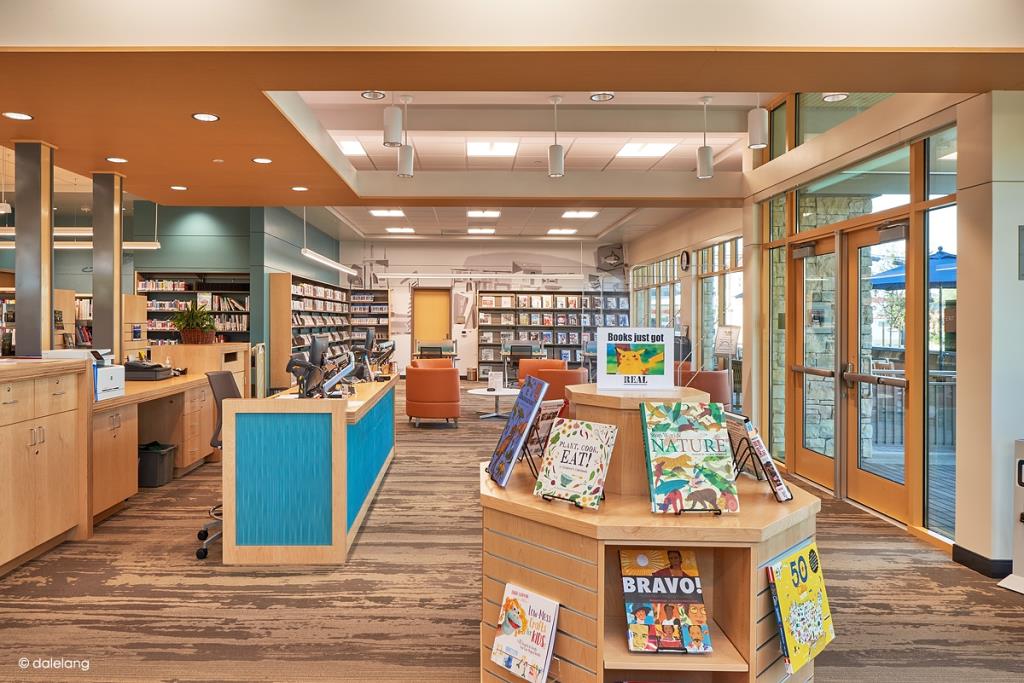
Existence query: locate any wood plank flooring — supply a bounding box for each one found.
[0,382,1020,681]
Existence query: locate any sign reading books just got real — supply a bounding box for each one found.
[597,327,674,391]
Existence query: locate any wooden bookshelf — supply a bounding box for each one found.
[350,287,390,345]
[476,290,630,380]
[136,271,250,348]
[268,272,350,390]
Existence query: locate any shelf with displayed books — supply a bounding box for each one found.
[476,290,630,378]
[481,383,823,683]
[350,287,390,346]
[136,271,251,343]
[268,272,351,389]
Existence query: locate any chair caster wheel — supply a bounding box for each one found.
[196,547,208,560]
[197,529,209,541]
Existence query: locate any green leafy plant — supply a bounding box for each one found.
[170,301,216,344]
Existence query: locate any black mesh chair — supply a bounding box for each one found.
[195,371,241,560]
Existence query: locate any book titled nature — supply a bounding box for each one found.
[767,540,834,674]
[619,548,712,654]
[533,418,618,509]
[487,376,549,487]
[640,402,739,513]
[491,583,559,683]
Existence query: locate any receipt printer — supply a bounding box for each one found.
[43,349,125,401]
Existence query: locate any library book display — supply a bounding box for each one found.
[480,384,821,683]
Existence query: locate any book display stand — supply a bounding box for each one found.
[480,383,821,683]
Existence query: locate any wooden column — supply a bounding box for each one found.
[92,172,124,361]
[13,141,55,356]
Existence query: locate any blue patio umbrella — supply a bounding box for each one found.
[870,247,957,290]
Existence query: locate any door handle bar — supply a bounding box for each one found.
[791,364,835,378]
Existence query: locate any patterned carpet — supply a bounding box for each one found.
[0,382,1021,682]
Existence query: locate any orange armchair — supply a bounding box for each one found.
[518,358,567,386]
[410,358,454,369]
[535,368,589,416]
[405,367,461,427]
[676,369,732,409]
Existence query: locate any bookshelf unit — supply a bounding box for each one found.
[136,272,251,348]
[350,287,390,345]
[0,288,14,356]
[476,290,630,380]
[74,293,93,348]
[0,288,78,353]
[268,272,351,389]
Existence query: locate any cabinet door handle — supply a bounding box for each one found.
[2,398,17,405]
[38,426,45,443]
[27,428,37,447]
[115,413,122,428]
[52,390,66,396]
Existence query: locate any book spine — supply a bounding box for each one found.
[767,566,792,668]
[638,402,656,513]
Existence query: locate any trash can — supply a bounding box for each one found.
[138,441,176,487]
[467,368,478,382]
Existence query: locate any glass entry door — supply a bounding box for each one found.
[842,228,910,521]
[792,239,838,489]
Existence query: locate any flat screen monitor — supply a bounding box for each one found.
[509,343,534,358]
[362,328,376,355]
[420,345,443,358]
[309,334,329,368]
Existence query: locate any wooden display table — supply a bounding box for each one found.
[480,384,820,683]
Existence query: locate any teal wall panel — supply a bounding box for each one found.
[131,202,250,272]
[235,411,334,546]
[262,207,340,285]
[346,388,395,530]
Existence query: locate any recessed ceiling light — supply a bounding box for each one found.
[191,113,219,122]
[370,209,405,217]
[590,92,615,102]
[212,158,225,164]
[547,228,578,235]
[616,143,676,158]
[338,140,367,156]
[467,141,518,157]
[361,90,387,100]
[468,227,495,235]
[3,112,32,121]
[170,185,188,191]
[822,92,850,103]
[386,227,415,234]
[562,210,599,219]
[105,157,128,164]
[467,210,501,218]
[252,157,273,164]
[291,186,308,192]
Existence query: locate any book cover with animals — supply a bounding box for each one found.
[640,402,739,513]
[767,540,834,674]
[619,549,712,654]
[597,327,673,390]
[487,376,550,487]
[491,583,560,683]
[533,418,618,509]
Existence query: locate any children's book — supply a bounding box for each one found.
[524,399,565,461]
[491,583,559,683]
[767,540,834,674]
[487,376,550,487]
[619,548,712,654]
[534,418,617,509]
[640,402,739,513]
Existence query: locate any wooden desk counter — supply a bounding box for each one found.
[273,376,397,422]
[98,373,209,411]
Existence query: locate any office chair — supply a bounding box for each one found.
[195,371,241,560]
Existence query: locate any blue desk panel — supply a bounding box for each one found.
[346,387,395,530]
[235,412,333,546]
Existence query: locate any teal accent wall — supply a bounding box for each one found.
[234,411,334,546]
[345,387,395,530]
[130,202,251,272]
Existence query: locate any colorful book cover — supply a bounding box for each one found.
[640,402,739,513]
[533,418,618,508]
[524,399,565,460]
[487,376,550,487]
[619,549,712,654]
[491,583,560,683]
[767,540,834,674]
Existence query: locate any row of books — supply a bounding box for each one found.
[196,292,249,311]
[349,303,389,314]
[479,330,596,345]
[290,282,348,302]
[147,297,248,313]
[291,312,349,328]
[480,293,629,310]
[292,298,348,313]
[480,310,630,327]
[351,317,388,326]
[137,279,191,292]
[75,298,93,321]
[291,331,350,348]
[350,293,377,303]
[212,315,248,332]
[478,347,587,363]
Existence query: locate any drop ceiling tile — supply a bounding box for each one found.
[467,157,515,170]
[604,157,660,171]
[563,157,609,170]
[419,155,467,170]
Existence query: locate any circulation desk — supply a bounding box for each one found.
[220,377,397,565]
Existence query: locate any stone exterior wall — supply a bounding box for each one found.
[768,247,787,460]
[700,277,718,370]
[801,253,837,457]
[797,195,873,232]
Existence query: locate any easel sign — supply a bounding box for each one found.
[713,325,741,357]
[597,327,674,391]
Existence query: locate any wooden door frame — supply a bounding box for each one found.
[410,286,452,346]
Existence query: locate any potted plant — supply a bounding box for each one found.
[170,301,217,344]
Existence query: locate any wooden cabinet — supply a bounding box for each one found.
[34,373,78,416]
[91,405,139,515]
[177,385,214,470]
[0,379,35,427]
[35,412,80,543]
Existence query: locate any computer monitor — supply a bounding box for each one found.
[363,328,376,355]
[509,343,534,358]
[420,345,443,358]
[309,334,329,368]
[585,340,597,354]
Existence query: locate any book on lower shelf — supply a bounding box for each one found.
[766,539,834,674]
[490,583,559,683]
[619,549,712,654]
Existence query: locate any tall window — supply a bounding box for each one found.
[770,102,788,160]
[630,255,679,331]
[768,246,787,461]
[797,93,892,145]
[697,237,744,411]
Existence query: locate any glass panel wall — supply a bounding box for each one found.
[768,247,787,461]
[797,146,911,232]
[768,194,786,241]
[925,204,957,539]
[801,253,837,458]
[770,102,787,160]
[797,93,892,145]
[631,254,680,331]
[697,237,744,410]
[927,127,957,199]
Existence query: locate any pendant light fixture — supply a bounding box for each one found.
[300,206,357,275]
[547,95,564,178]
[383,92,403,148]
[0,146,10,215]
[696,96,714,180]
[747,92,768,150]
[397,95,414,178]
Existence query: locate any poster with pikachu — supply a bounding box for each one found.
[597,327,674,391]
